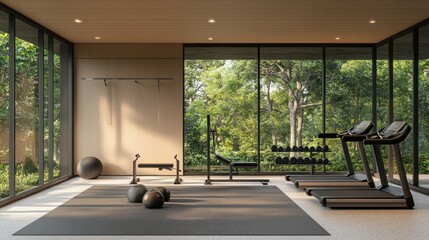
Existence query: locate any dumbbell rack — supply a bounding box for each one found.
[272,146,330,175]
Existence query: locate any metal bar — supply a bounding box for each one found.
[372,46,378,173]
[205,115,211,184]
[373,145,389,187]
[38,29,44,185]
[412,28,419,186]
[388,39,394,179]
[8,14,16,198]
[81,77,172,80]
[257,47,261,173]
[48,35,54,181]
[68,44,74,176]
[322,47,326,145]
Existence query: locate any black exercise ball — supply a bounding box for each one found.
[77,156,103,179]
[127,184,148,203]
[143,190,165,208]
[153,187,170,202]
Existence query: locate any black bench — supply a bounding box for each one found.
[204,153,269,185]
[130,154,182,184]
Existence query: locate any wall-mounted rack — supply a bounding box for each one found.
[81,77,173,124]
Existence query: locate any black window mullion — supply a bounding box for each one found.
[413,28,419,186]
[48,35,54,181]
[8,14,15,197]
[38,29,44,185]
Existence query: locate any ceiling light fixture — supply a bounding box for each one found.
[208,37,214,41]
[335,37,341,40]
[208,19,216,23]
[95,36,101,40]
[74,19,82,23]
[369,20,376,24]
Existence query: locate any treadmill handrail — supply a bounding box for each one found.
[364,125,411,145]
[318,133,338,138]
[341,134,367,142]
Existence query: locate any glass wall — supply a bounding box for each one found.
[15,19,40,194]
[0,10,9,200]
[0,6,72,205]
[325,48,373,172]
[54,38,70,178]
[393,33,414,183]
[419,25,429,188]
[260,47,322,172]
[376,44,389,129]
[184,47,258,173]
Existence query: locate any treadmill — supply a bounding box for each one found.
[286,121,375,189]
[308,121,414,208]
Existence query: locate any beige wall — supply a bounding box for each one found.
[74,44,183,176]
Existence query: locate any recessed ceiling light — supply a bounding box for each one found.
[95,36,101,40]
[335,37,341,40]
[74,19,82,23]
[208,37,214,41]
[208,19,216,23]
[369,20,376,24]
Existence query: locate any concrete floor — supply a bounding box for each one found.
[1,175,429,240]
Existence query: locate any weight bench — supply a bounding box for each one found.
[130,154,183,184]
[205,153,269,185]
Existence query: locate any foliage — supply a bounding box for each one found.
[184,51,429,176]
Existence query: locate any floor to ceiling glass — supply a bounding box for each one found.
[259,47,322,173]
[184,47,258,173]
[0,6,72,205]
[393,33,414,183]
[419,25,429,188]
[0,10,9,199]
[15,19,40,194]
[325,47,373,173]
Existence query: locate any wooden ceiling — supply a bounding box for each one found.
[1,0,429,44]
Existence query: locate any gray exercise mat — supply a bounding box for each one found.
[14,185,329,236]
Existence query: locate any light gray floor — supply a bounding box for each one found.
[1,175,429,240]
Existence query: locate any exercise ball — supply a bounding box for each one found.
[127,184,148,203]
[77,156,103,179]
[143,190,165,208]
[153,187,170,202]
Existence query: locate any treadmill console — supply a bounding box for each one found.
[378,121,407,139]
[349,121,373,134]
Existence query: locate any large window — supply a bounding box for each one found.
[0,10,9,200]
[15,19,40,194]
[393,33,414,183]
[325,48,373,172]
[260,47,322,173]
[0,7,72,205]
[419,25,429,188]
[184,47,258,173]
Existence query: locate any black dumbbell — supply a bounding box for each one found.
[304,157,310,164]
[322,145,329,152]
[285,146,291,152]
[283,157,289,164]
[317,159,323,164]
[290,157,297,164]
[323,158,330,164]
[309,146,315,152]
[278,146,284,152]
[292,146,298,152]
[298,145,304,151]
[310,158,317,164]
[297,157,303,164]
[316,146,322,152]
[303,146,309,152]
[275,156,282,164]
[271,145,278,152]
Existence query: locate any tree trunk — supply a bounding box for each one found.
[265,81,277,146]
